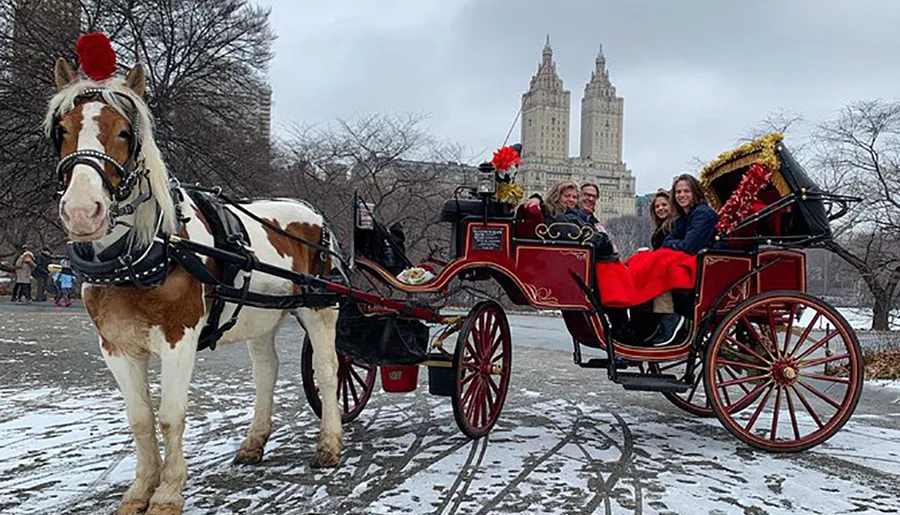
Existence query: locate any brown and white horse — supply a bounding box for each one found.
[47,59,344,514]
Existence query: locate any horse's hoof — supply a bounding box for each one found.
[311,449,340,468]
[145,503,181,515]
[116,499,149,515]
[233,445,264,465]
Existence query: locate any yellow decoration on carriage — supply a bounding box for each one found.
[496,182,524,205]
[700,132,789,209]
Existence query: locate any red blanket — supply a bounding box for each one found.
[595,248,697,308]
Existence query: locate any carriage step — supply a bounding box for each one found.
[614,372,690,393]
[579,358,630,370]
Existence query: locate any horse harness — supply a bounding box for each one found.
[57,86,340,351]
[69,184,338,352]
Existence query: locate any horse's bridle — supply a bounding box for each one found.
[52,88,145,204]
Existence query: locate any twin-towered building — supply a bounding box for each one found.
[519,37,636,221]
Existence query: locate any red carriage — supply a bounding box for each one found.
[47,34,865,512]
[297,134,865,452]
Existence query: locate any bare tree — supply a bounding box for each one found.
[278,113,473,263]
[0,0,275,257]
[812,100,900,330]
[604,215,650,257]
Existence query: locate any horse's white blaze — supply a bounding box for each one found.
[60,101,110,236]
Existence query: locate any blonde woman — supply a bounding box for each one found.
[522,180,580,220]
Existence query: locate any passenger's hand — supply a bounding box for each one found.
[524,198,540,213]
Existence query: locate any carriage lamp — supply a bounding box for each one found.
[357,200,375,230]
[477,162,496,196]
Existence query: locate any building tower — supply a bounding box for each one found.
[580,45,624,163]
[520,36,570,161]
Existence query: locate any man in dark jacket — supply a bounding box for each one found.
[32,248,53,301]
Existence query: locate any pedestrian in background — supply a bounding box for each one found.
[53,259,74,307]
[12,245,35,302]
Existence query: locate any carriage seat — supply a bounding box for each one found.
[440,198,512,223]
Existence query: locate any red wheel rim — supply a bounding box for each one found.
[302,338,376,423]
[705,293,863,452]
[453,301,511,438]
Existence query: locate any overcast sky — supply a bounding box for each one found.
[256,0,900,194]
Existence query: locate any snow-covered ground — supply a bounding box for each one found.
[0,304,898,514]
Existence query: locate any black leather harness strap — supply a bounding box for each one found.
[184,188,253,351]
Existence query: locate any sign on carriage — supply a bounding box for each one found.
[472,226,504,251]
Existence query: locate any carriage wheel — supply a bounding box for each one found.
[301,336,377,424]
[704,291,863,452]
[649,329,760,418]
[452,300,512,439]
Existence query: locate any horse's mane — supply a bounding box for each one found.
[43,77,176,248]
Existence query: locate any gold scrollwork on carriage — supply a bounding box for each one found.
[534,222,594,246]
[522,283,560,304]
[721,281,751,312]
[559,250,589,262]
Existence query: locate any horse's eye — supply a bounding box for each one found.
[118,129,131,139]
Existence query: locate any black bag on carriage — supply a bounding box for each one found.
[334,299,430,366]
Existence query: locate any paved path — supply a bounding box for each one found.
[0,302,898,514]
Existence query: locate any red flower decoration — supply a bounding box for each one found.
[76,32,117,81]
[715,162,773,233]
[491,145,522,172]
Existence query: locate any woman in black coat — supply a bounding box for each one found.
[662,174,718,255]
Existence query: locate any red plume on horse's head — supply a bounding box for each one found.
[75,32,117,81]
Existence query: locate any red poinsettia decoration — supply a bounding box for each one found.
[715,162,773,234]
[491,145,522,173]
[76,32,117,81]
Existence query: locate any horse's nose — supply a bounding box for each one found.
[61,199,105,228]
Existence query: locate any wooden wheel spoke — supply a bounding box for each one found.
[350,366,369,391]
[788,311,821,357]
[782,303,797,357]
[796,379,844,410]
[769,385,783,441]
[727,379,772,412]
[460,369,479,387]
[724,335,771,366]
[686,368,703,403]
[765,305,781,359]
[719,373,772,388]
[345,371,361,406]
[798,372,850,384]
[716,369,731,406]
[784,387,802,439]
[797,353,850,370]
[461,374,480,408]
[743,382,776,432]
[465,337,480,364]
[341,377,350,412]
[740,317,776,360]
[794,330,842,362]
[717,358,770,372]
[789,384,825,429]
[487,375,501,397]
[723,365,754,395]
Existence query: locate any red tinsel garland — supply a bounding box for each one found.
[491,145,521,173]
[715,162,773,233]
[76,32,117,81]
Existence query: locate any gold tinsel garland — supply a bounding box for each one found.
[700,133,787,209]
[496,182,524,205]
